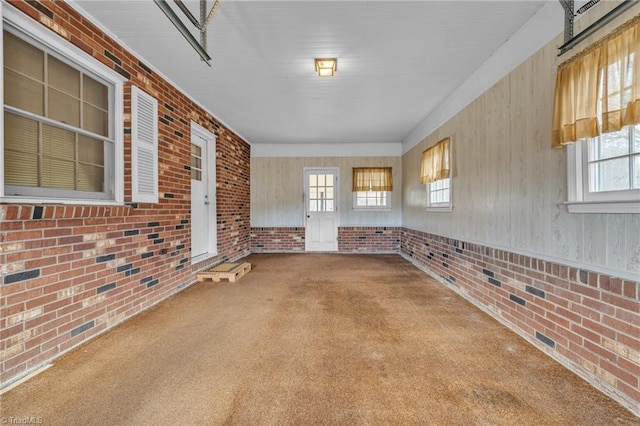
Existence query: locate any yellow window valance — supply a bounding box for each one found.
[352,167,393,192]
[552,14,640,148]
[420,137,450,184]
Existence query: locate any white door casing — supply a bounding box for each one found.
[304,168,339,252]
[191,123,217,262]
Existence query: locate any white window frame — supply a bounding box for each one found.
[0,4,125,205]
[566,136,640,214]
[352,190,391,211]
[426,177,452,212]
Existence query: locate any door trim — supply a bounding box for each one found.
[304,167,339,252]
[191,122,217,264]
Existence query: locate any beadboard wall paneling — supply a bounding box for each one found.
[402,5,640,277]
[251,156,402,227]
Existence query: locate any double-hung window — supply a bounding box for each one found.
[2,6,124,203]
[421,137,452,211]
[352,167,392,210]
[553,15,640,213]
[581,126,639,198]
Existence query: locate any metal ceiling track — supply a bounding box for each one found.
[154,0,222,66]
[558,0,637,55]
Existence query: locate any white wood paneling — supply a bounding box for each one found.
[252,156,402,227]
[402,5,640,277]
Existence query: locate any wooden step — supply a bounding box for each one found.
[197,262,251,283]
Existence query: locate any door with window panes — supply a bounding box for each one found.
[304,168,338,252]
[190,129,216,260]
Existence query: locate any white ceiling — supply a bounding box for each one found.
[74,1,548,147]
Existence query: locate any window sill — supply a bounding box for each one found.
[0,196,123,206]
[426,205,452,213]
[564,200,640,214]
[352,207,392,212]
[191,252,218,265]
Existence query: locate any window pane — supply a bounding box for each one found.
[190,144,202,181]
[77,163,103,192]
[4,150,38,187]
[4,112,39,187]
[325,187,333,200]
[309,174,317,186]
[42,157,75,190]
[589,158,630,192]
[78,135,104,166]
[309,200,317,212]
[326,200,334,211]
[633,125,640,154]
[4,31,44,81]
[593,129,629,160]
[428,178,451,207]
[5,112,38,153]
[317,174,325,186]
[48,55,80,97]
[310,187,317,199]
[4,69,44,115]
[191,156,201,169]
[634,155,640,189]
[42,124,75,161]
[83,74,108,109]
[48,89,80,127]
[83,103,108,136]
[325,174,333,187]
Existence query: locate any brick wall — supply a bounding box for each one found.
[401,227,640,414]
[338,227,400,252]
[250,227,305,252]
[250,227,401,253]
[0,1,250,387]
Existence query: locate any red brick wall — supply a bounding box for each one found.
[338,227,400,252]
[250,227,401,253]
[250,227,305,252]
[401,227,640,413]
[0,1,250,387]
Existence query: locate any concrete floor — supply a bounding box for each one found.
[2,253,638,425]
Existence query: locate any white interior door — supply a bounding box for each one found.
[305,168,338,252]
[191,124,217,261]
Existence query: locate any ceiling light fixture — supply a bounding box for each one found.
[315,58,337,77]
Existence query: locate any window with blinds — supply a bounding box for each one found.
[3,30,115,200]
